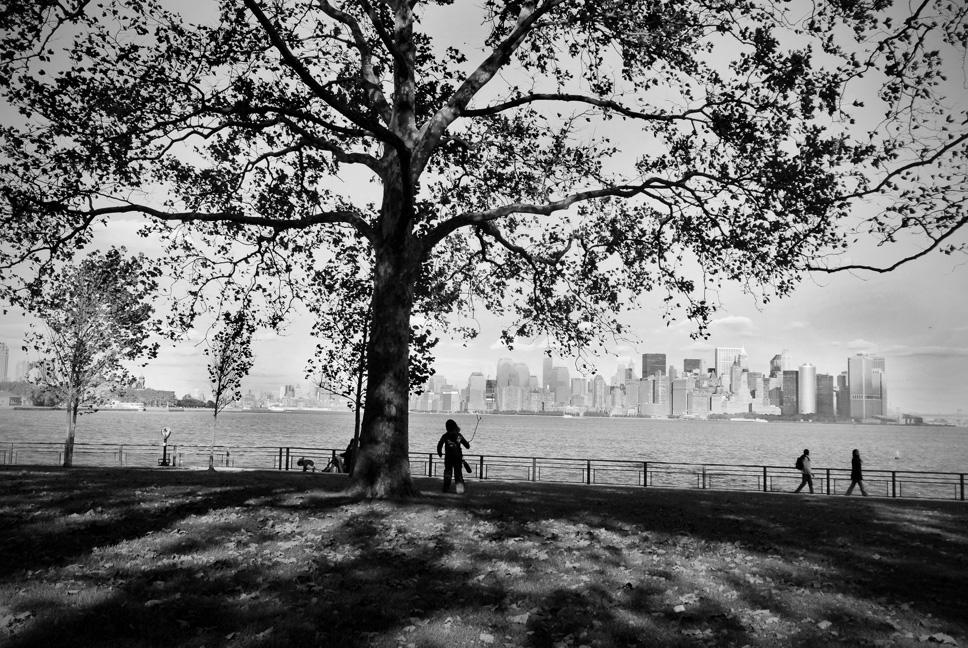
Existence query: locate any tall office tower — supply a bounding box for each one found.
[653,374,670,414]
[513,363,530,391]
[769,349,792,377]
[485,378,497,411]
[641,353,666,379]
[592,375,609,411]
[0,342,8,381]
[715,347,744,392]
[466,372,487,412]
[848,354,887,419]
[613,363,627,386]
[816,374,835,418]
[836,372,850,418]
[798,363,817,414]
[542,357,553,390]
[495,358,514,410]
[625,360,638,382]
[748,371,764,401]
[781,370,799,416]
[668,366,679,380]
[671,378,689,416]
[639,377,654,406]
[625,379,640,410]
[729,361,745,395]
[553,366,570,405]
[683,358,706,375]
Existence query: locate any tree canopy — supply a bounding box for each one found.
[21,248,159,466]
[1,0,965,495]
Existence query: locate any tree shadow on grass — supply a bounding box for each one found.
[0,467,965,648]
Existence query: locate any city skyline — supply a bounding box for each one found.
[1,211,966,414]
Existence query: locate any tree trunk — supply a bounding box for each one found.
[347,193,421,497]
[63,401,77,468]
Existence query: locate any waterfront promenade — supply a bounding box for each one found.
[0,465,965,647]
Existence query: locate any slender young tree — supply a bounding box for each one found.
[1,1,966,495]
[22,249,159,467]
[206,308,255,470]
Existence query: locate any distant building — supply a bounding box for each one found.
[715,347,744,393]
[0,390,22,407]
[0,342,8,382]
[849,354,887,419]
[798,363,817,414]
[817,374,835,418]
[781,370,799,417]
[641,353,666,379]
[683,358,706,375]
[466,372,486,412]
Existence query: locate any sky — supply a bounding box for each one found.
[1,2,967,414]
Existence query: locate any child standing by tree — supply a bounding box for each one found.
[437,419,470,494]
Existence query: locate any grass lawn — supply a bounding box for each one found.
[0,466,965,648]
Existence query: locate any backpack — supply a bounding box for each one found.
[795,455,805,471]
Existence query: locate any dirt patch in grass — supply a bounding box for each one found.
[0,466,965,648]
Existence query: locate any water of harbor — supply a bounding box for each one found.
[1,408,966,473]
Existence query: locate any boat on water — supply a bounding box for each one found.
[730,417,768,423]
[267,405,288,412]
[107,400,146,411]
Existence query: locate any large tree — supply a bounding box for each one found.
[1,1,965,495]
[20,248,159,467]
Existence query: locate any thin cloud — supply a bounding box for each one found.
[846,338,878,351]
[709,315,758,338]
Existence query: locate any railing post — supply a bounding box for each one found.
[586,460,592,485]
[892,471,897,498]
[702,466,707,489]
[763,466,768,492]
[277,447,283,470]
[119,444,124,466]
[826,468,831,495]
[532,457,537,482]
[643,461,648,487]
[961,474,965,501]
[428,452,433,477]
[479,456,484,479]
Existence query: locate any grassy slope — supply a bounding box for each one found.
[0,466,965,648]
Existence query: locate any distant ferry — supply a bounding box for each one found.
[730,417,768,423]
[107,400,146,411]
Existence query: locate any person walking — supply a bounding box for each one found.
[845,448,870,496]
[794,448,814,494]
[437,419,470,494]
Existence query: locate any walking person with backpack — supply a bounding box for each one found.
[794,448,814,494]
[437,419,471,494]
[845,448,870,496]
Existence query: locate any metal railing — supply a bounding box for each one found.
[2,442,964,502]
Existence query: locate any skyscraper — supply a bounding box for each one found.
[641,353,666,379]
[683,358,706,375]
[715,347,744,393]
[0,342,8,382]
[542,357,553,390]
[848,354,887,419]
[466,372,486,412]
[781,370,799,416]
[798,363,817,414]
[770,349,792,377]
[817,374,835,418]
